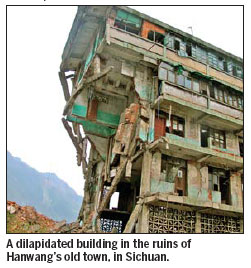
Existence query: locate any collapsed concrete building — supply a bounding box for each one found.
[59,6,243,233]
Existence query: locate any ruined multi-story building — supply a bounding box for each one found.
[59,6,243,233]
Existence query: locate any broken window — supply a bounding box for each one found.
[201,126,226,149]
[209,84,215,98]
[161,155,187,196]
[208,167,230,205]
[170,115,185,137]
[147,30,165,45]
[114,9,142,35]
[155,111,185,139]
[218,56,225,70]
[186,43,192,56]
[165,34,174,49]
[201,126,209,148]
[174,39,180,51]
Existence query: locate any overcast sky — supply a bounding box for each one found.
[7,6,243,196]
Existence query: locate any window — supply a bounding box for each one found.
[168,70,175,83]
[208,52,218,68]
[200,81,208,95]
[114,10,142,35]
[210,129,226,149]
[147,30,165,45]
[218,56,224,70]
[238,97,243,109]
[168,115,185,137]
[232,95,237,107]
[177,74,185,87]
[193,79,200,92]
[186,43,192,56]
[155,111,185,139]
[196,46,207,63]
[239,137,243,157]
[185,76,192,89]
[174,39,180,50]
[208,167,230,205]
[236,66,243,79]
[223,90,228,104]
[159,67,167,81]
[165,34,174,49]
[218,89,224,102]
[201,126,209,147]
[228,95,233,106]
[209,85,215,98]
[161,155,187,196]
[201,126,226,149]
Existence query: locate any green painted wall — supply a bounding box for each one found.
[72,104,87,118]
[67,115,116,137]
[72,104,120,127]
[97,110,120,126]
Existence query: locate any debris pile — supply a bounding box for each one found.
[7,201,58,233]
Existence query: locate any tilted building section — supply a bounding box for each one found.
[59,6,243,233]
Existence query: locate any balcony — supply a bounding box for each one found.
[152,134,243,169]
[153,82,243,132]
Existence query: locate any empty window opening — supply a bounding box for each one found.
[220,174,230,205]
[109,192,120,209]
[174,40,180,51]
[208,167,230,205]
[161,155,187,196]
[147,30,164,45]
[239,139,243,157]
[186,43,192,56]
[120,143,125,152]
[201,126,209,147]
[177,189,183,196]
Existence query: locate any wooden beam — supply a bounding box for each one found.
[59,71,70,101]
[62,118,82,166]
[123,200,143,233]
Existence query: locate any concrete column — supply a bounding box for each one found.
[138,150,152,233]
[195,211,201,233]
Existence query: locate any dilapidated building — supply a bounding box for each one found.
[59,6,243,233]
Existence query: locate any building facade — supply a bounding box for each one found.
[59,6,243,233]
